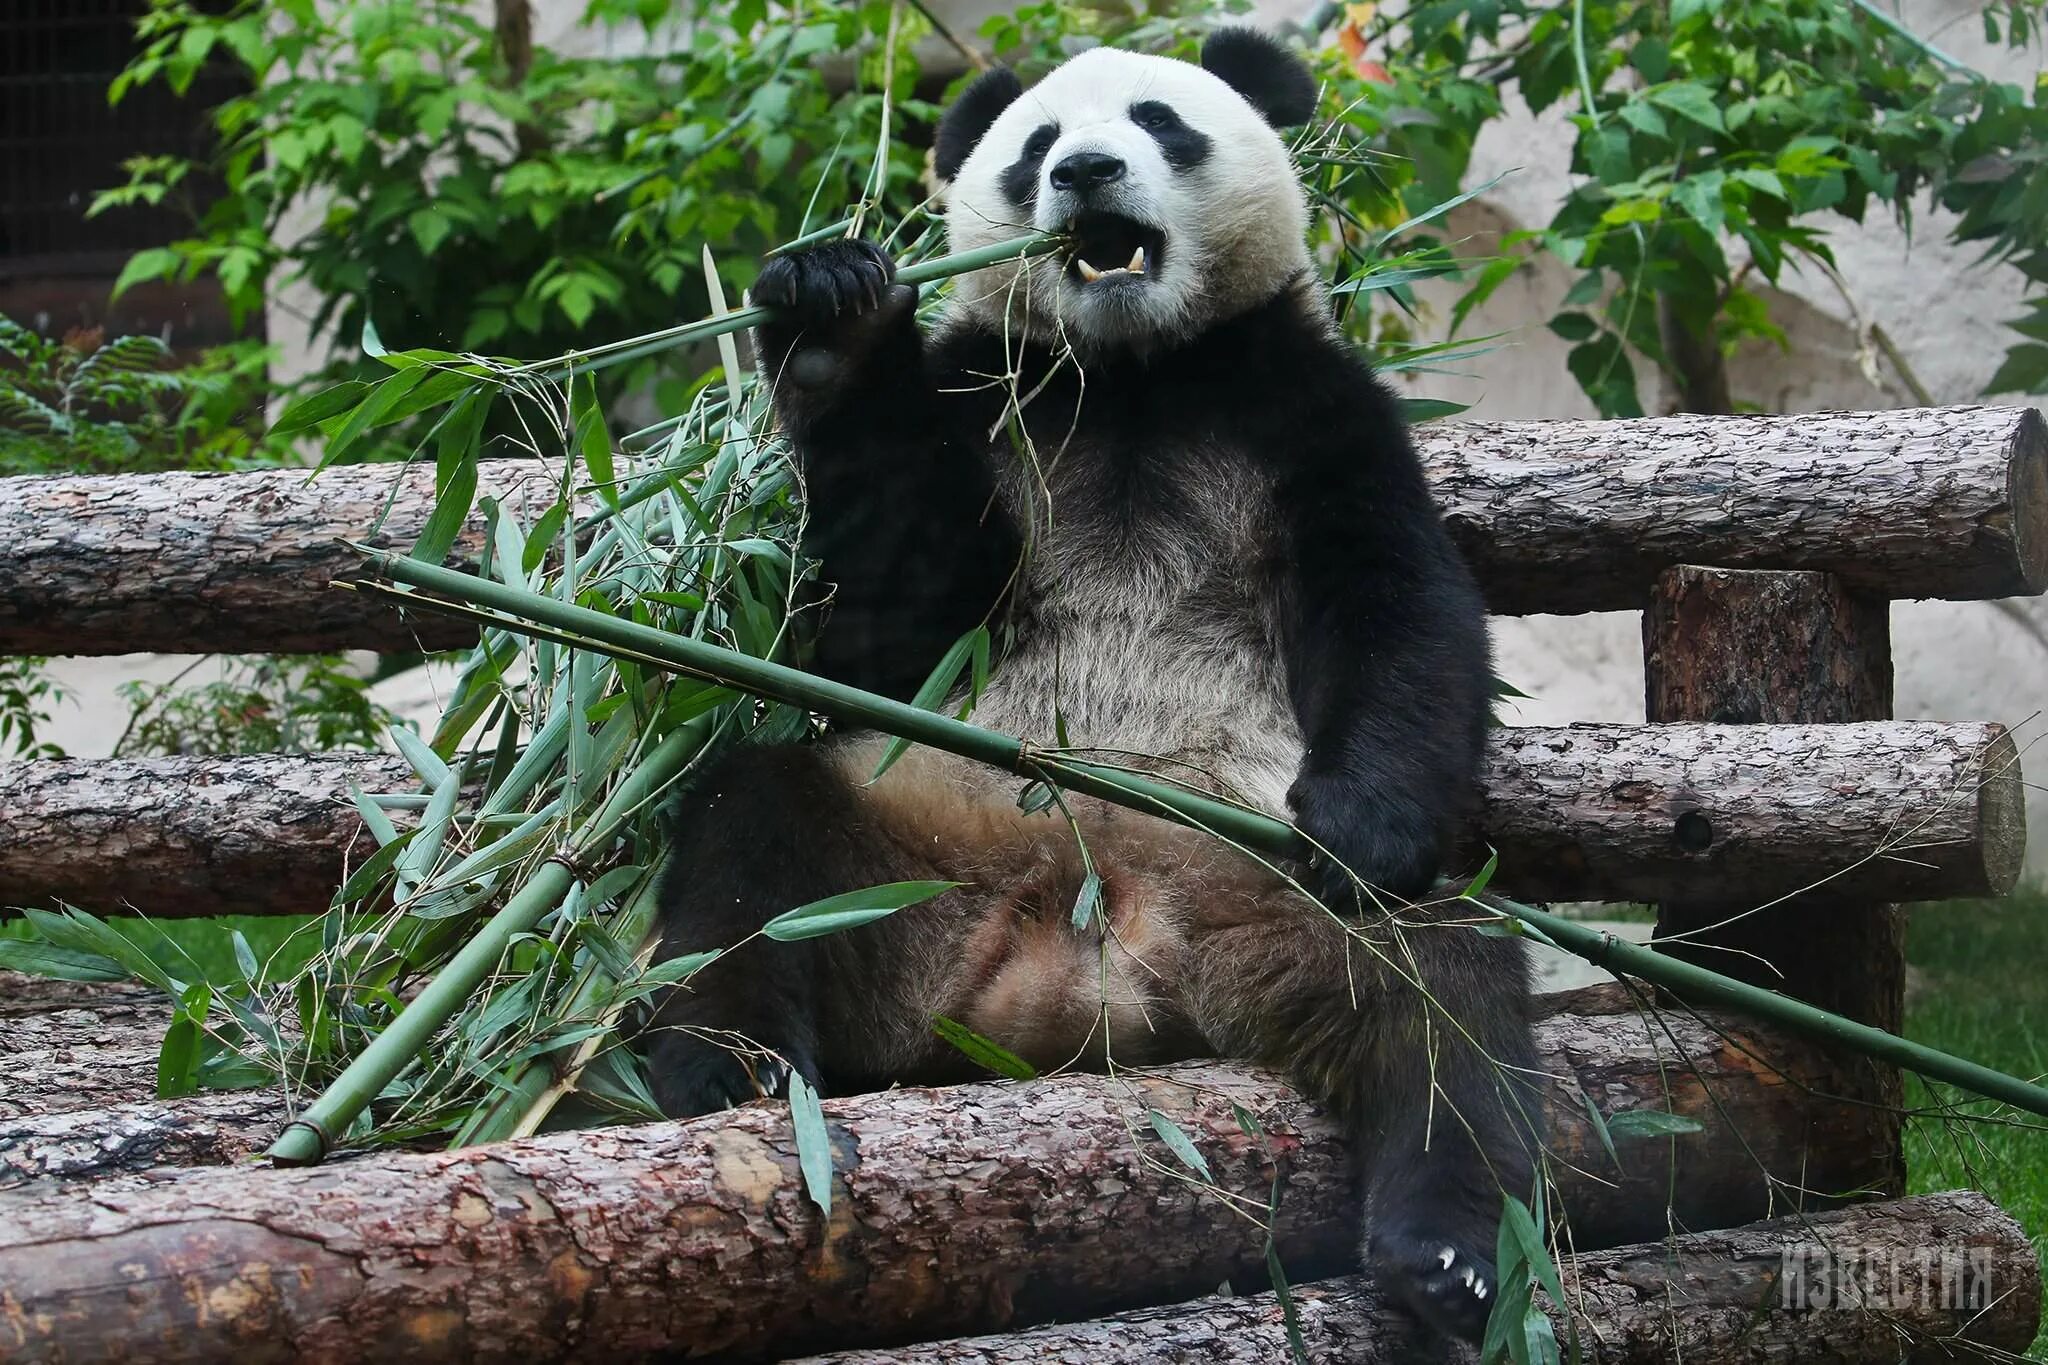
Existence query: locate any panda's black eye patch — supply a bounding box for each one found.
[1001,122,1060,207]
[1130,101,1212,170]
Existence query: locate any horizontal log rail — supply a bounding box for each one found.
[790,1191,2040,1364]
[0,721,2020,920]
[0,982,1893,1360]
[0,405,2038,655]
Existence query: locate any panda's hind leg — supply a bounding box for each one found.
[642,743,946,1117]
[1175,869,1541,1344]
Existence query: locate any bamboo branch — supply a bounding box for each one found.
[279,548,2048,1169]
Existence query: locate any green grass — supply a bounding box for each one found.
[1903,891,2048,1357]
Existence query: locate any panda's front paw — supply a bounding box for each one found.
[644,1027,821,1118]
[1287,773,1440,906]
[755,238,898,326]
[1368,1224,1499,1345]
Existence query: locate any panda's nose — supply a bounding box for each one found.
[1049,150,1126,192]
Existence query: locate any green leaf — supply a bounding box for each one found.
[1616,99,1667,140]
[1670,171,1727,236]
[1580,1085,1621,1171]
[523,501,570,576]
[1648,82,1725,133]
[412,391,489,565]
[640,950,721,987]
[868,626,987,777]
[1070,866,1103,929]
[789,1070,833,1215]
[231,930,261,986]
[1546,311,1597,341]
[0,939,129,982]
[157,983,211,1099]
[1265,1241,1312,1365]
[111,247,181,301]
[1399,397,1469,424]
[24,907,181,995]
[1461,849,1500,900]
[762,881,960,941]
[572,369,618,509]
[1603,1107,1706,1139]
[1146,1107,1214,1181]
[932,1015,1037,1080]
[1984,343,2048,395]
[270,380,369,437]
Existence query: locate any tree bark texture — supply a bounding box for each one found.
[789,1190,2040,1364]
[1424,403,2047,614]
[0,721,2021,920]
[0,1089,291,1190]
[0,459,565,656]
[0,405,2040,654]
[0,751,415,920]
[1645,565,1906,1197]
[1,972,180,1121]
[0,983,1897,1363]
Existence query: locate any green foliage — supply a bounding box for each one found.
[95,0,955,435]
[113,655,400,757]
[1354,0,2048,414]
[0,317,273,474]
[0,658,65,760]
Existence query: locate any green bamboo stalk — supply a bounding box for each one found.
[267,720,707,1165]
[338,550,2048,1130]
[539,231,1063,382]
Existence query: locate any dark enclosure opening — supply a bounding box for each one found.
[0,0,251,350]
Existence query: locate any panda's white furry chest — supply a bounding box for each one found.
[967,439,1305,815]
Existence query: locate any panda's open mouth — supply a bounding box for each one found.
[1064,211,1167,288]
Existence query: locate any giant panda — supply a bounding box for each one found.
[646,29,1539,1345]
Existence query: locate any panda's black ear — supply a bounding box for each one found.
[933,67,1024,182]
[1201,28,1318,127]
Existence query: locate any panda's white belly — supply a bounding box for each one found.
[964,447,1304,818]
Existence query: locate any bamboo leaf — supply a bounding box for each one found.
[931,1015,1037,1080]
[1146,1107,1214,1181]
[1603,1107,1705,1139]
[1462,849,1500,900]
[231,930,262,987]
[868,628,983,782]
[789,1070,833,1215]
[572,369,618,509]
[412,391,488,565]
[761,881,959,941]
[0,939,129,982]
[1070,866,1102,930]
[156,983,210,1099]
[270,380,368,436]
[639,949,721,987]
[24,907,181,995]
[348,783,403,847]
[390,723,455,791]
[1265,1240,1312,1365]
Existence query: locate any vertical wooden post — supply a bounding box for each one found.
[1643,565,1905,1195]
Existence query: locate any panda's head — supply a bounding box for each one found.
[934,30,1319,355]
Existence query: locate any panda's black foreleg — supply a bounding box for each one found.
[1180,888,1539,1346]
[641,743,933,1117]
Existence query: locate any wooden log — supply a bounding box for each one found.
[0,750,414,920]
[0,458,564,656]
[0,406,2040,655]
[0,720,2022,920]
[1430,403,2048,614]
[787,1190,2041,1364]
[0,983,1895,1362]
[1645,566,1907,1196]
[0,972,179,1120]
[0,1089,289,1190]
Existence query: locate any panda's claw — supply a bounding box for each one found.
[754,238,899,328]
[1369,1226,1499,1345]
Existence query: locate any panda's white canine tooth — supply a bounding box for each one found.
[1129,245,1147,274]
[1077,258,1104,282]
[1438,1247,1457,1270]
